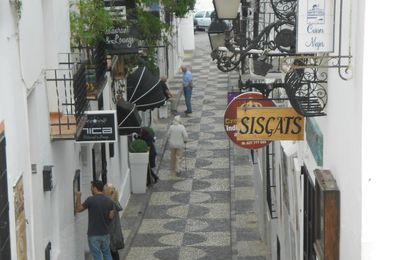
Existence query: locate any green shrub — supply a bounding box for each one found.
[129,139,149,153]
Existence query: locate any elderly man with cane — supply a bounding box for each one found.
[166,115,188,175]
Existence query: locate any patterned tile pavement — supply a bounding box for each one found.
[119,32,268,260]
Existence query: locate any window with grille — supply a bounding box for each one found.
[265,142,278,219]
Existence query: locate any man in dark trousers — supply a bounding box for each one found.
[76,180,115,260]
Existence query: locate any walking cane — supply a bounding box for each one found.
[184,141,187,173]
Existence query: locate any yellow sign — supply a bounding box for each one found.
[236,107,304,141]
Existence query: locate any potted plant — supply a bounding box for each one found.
[128,138,149,193]
[69,0,115,91]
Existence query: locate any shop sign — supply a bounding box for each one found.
[236,107,304,141]
[296,0,335,53]
[105,25,138,55]
[76,110,117,143]
[224,92,274,149]
[306,117,323,166]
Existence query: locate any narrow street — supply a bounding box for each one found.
[119,32,268,260]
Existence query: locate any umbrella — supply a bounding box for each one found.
[126,66,166,111]
[117,100,142,135]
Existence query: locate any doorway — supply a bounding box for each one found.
[0,134,11,259]
[303,166,316,260]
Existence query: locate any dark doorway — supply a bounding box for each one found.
[91,143,107,183]
[0,134,11,260]
[303,165,316,260]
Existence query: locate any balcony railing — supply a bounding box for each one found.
[46,43,108,140]
[83,43,108,100]
[46,67,88,140]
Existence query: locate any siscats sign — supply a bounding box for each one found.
[236,107,304,141]
[224,92,274,149]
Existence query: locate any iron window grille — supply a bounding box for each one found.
[265,142,278,219]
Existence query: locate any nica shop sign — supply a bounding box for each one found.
[224,92,275,149]
[236,107,304,142]
[297,0,335,53]
[76,110,118,143]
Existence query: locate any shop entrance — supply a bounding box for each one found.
[91,143,107,183]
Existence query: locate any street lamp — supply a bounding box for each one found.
[213,0,240,19]
[208,20,228,51]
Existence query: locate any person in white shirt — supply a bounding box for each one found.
[166,115,189,174]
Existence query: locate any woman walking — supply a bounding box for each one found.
[104,183,124,260]
[166,115,188,175]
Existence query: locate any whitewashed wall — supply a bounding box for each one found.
[361,1,400,259]
[1,1,38,259]
[179,15,195,51]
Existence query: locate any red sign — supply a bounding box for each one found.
[224,92,275,149]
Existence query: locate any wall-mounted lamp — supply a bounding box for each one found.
[208,20,229,51]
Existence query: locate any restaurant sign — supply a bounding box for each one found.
[224,92,275,149]
[105,25,138,55]
[296,0,335,53]
[76,110,117,143]
[236,107,304,141]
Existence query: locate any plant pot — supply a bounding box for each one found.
[128,151,149,193]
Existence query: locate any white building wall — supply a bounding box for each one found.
[256,1,366,259]
[179,15,195,51]
[1,1,37,259]
[362,1,400,259]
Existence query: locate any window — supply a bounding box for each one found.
[205,11,212,18]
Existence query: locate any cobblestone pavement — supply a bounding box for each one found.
[120,32,268,260]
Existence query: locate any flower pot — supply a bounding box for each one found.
[128,151,149,193]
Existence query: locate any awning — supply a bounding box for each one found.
[126,66,166,111]
[117,100,142,135]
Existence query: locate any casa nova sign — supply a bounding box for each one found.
[224,92,304,149]
[296,0,335,53]
[236,107,304,142]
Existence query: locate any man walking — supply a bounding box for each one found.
[181,65,193,114]
[166,115,188,175]
[76,180,115,260]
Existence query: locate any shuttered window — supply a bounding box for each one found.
[0,135,11,260]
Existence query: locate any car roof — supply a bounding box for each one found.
[195,9,214,13]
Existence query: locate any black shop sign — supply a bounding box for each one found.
[105,26,138,55]
[76,111,117,143]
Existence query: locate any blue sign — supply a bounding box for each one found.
[306,117,323,166]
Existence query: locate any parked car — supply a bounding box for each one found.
[193,9,214,31]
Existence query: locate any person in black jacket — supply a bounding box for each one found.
[140,127,159,185]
